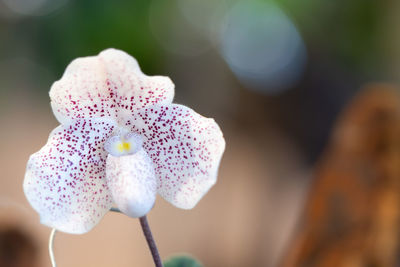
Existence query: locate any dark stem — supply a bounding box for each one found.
[139,216,163,267]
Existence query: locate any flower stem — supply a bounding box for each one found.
[139,216,163,267]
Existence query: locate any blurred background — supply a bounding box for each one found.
[0,0,400,266]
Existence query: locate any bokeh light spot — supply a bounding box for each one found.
[219,0,307,94]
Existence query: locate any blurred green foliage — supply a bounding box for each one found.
[164,255,203,267]
[276,0,384,70]
[35,0,162,75]
[0,0,390,88]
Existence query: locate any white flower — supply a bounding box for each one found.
[23,49,225,234]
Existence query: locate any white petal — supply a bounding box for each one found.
[106,150,157,218]
[131,104,226,209]
[23,118,117,234]
[49,56,114,124]
[99,49,175,125]
[50,48,174,124]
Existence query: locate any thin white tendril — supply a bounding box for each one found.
[49,228,57,267]
[47,208,120,267]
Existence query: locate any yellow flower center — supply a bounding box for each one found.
[117,142,131,153]
[105,132,142,157]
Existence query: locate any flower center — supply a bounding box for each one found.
[105,132,143,157]
[118,142,131,153]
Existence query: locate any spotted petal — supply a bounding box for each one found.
[99,49,175,125]
[132,104,225,209]
[106,149,157,218]
[23,118,117,234]
[50,48,174,124]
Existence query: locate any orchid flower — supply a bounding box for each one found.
[23,48,225,234]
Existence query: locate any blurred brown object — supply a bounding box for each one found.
[0,227,37,267]
[282,85,400,267]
